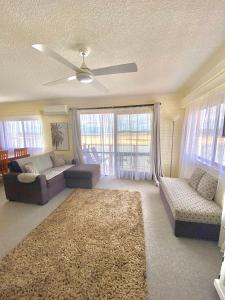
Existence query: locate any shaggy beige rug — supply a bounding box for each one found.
[0,189,147,299]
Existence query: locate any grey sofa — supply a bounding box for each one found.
[3,152,100,205]
[160,177,222,241]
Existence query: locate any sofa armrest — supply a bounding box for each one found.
[71,158,80,165]
[3,173,49,205]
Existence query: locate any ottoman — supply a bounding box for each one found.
[64,164,100,188]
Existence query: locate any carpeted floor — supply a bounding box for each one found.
[0,188,147,300]
[0,178,221,300]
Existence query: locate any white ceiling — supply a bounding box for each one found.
[1,0,225,103]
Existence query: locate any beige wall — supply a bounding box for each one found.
[0,102,74,160]
[0,95,184,176]
[159,97,184,176]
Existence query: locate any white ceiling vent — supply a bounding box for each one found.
[43,105,69,115]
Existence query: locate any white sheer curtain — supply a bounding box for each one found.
[180,91,225,247]
[78,108,153,180]
[0,118,43,154]
[79,111,114,175]
[180,92,225,178]
[116,110,152,180]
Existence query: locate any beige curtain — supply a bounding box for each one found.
[71,109,84,164]
[152,103,163,185]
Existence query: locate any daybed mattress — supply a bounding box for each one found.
[160,177,221,225]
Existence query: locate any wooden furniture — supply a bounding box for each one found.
[14,148,28,158]
[8,153,30,162]
[0,150,9,176]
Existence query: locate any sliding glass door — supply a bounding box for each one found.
[80,113,114,175]
[79,109,152,180]
[116,112,152,180]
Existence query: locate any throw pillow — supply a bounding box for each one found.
[23,162,39,174]
[17,173,39,183]
[197,173,218,201]
[50,153,65,167]
[188,168,206,190]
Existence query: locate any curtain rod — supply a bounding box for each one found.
[69,103,161,111]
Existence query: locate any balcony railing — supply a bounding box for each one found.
[82,146,151,176]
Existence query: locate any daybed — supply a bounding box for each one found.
[160,173,222,241]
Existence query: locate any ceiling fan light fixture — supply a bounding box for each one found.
[77,72,93,84]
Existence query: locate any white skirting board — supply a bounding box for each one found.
[214,279,225,300]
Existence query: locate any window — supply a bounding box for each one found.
[0,118,44,154]
[187,102,225,170]
[79,109,152,180]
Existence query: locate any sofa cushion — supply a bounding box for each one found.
[16,156,34,172]
[16,152,53,173]
[24,162,39,174]
[188,168,206,190]
[197,173,218,201]
[41,165,73,181]
[17,173,39,183]
[64,164,100,179]
[8,161,22,173]
[35,153,53,173]
[160,177,221,225]
[50,153,65,167]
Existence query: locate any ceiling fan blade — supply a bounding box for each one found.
[91,79,108,93]
[92,63,137,76]
[43,75,76,86]
[32,44,81,73]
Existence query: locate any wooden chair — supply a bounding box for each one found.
[14,147,28,158]
[0,150,9,176]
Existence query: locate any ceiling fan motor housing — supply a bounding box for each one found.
[77,70,93,84]
[77,59,94,83]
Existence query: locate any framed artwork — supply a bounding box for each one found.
[50,122,69,150]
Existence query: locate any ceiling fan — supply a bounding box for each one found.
[32,44,138,93]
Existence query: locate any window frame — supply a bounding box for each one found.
[0,116,44,154]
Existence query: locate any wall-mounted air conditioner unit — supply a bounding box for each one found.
[43,105,69,115]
